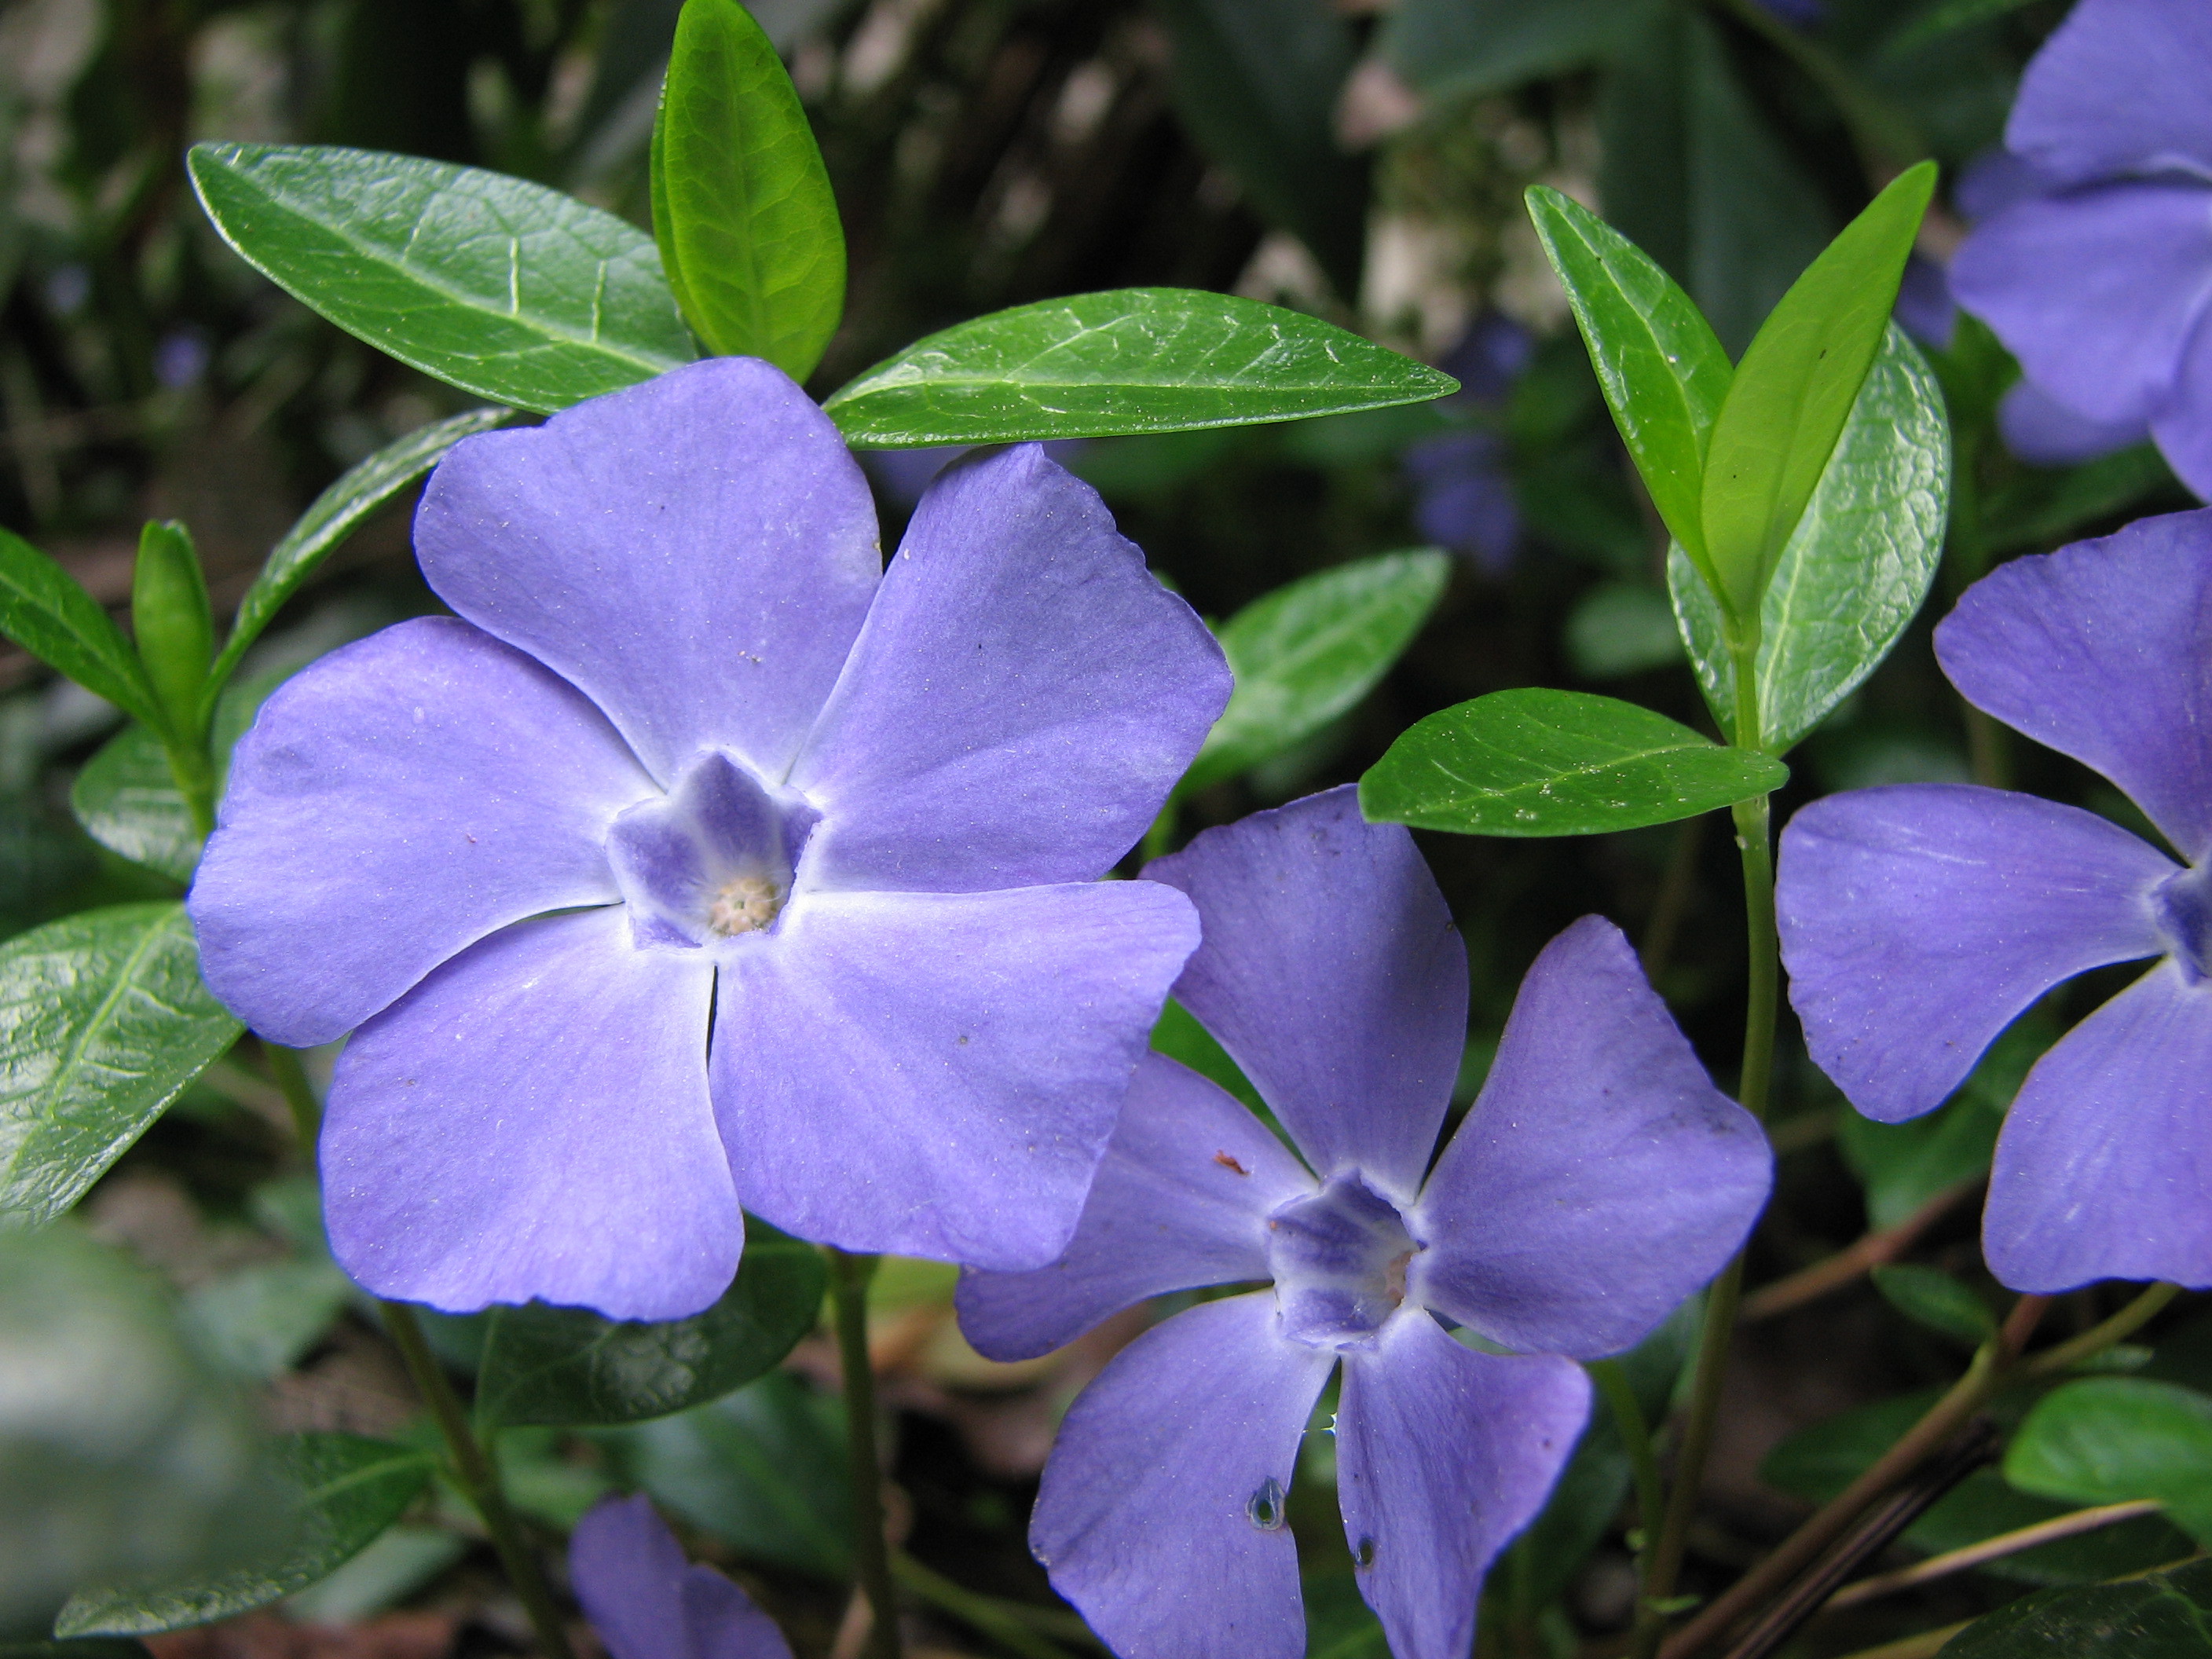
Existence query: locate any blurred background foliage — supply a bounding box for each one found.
[2,1,2205,1655]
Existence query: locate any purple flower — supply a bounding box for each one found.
[1402,430,1520,574]
[956,789,1771,1659]
[1948,0,2212,498]
[571,1493,791,1659]
[1777,508,2212,1291]
[187,358,1229,1318]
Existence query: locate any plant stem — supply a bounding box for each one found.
[890,1555,1083,1659]
[2025,1282,2181,1377]
[381,1301,574,1659]
[262,1042,322,1147]
[828,1247,903,1659]
[1824,1500,2165,1610]
[1739,1180,1979,1324]
[1591,1358,1667,1614]
[163,736,218,841]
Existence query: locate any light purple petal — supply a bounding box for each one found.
[1031,1292,1334,1659]
[1949,184,2212,427]
[415,357,881,786]
[1936,513,2212,860]
[955,1053,1315,1362]
[323,909,737,1319]
[1412,917,1769,1360]
[2152,313,2212,502]
[678,1567,796,1659]
[1778,786,2173,1125]
[1335,1316,1589,1659]
[789,445,1229,892]
[1998,378,2152,467]
[711,881,1201,1269]
[1143,787,1467,1202]
[2005,0,2212,185]
[1954,148,2060,225]
[1985,961,2212,1292]
[572,1494,794,1659]
[1892,255,1956,353]
[189,618,653,1047]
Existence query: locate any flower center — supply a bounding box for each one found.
[1266,1172,1420,1350]
[2154,863,2212,984]
[605,752,817,950]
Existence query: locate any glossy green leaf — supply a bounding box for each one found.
[71,730,199,885]
[1700,161,1937,615]
[1185,550,1447,794]
[1870,1264,1997,1346]
[1938,1557,2212,1657]
[0,905,242,1228]
[205,407,514,714]
[57,1434,433,1636]
[130,522,212,740]
[822,289,1457,447]
[475,1223,825,1428]
[187,142,694,415]
[653,0,844,375]
[1360,688,1785,838]
[1670,326,1950,752]
[1381,0,1664,100]
[0,526,159,727]
[1525,185,1731,575]
[2007,1379,2212,1545]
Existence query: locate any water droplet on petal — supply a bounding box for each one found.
[1247,1478,1287,1531]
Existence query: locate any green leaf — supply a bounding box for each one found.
[1870,1264,1997,1346]
[1185,550,1447,794]
[56,1434,433,1636]
[187,142,695,415]
[1565,584,1685,679]
[1937,1556,2212,1657]
[71,728,200,885]
[822,289,1457,447]
[1359,688,1785,838]
[0,906,242,1228]
[1982,444,2177,559]
[2007,1379,2212,1546]
[206,407,515,713]
[130,522,213,741]
[1524,185,1730,574]
[1670,325,1951,752]
[0,526,160,727]
[474,1222,826,1428]
[1381,0,1664,100]
[1700,161,1937,616]
[653,0,844,376]
[185,1258,356,1380]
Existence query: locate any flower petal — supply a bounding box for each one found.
[189,618,654,1047]
[2152,311,2212,502]
[1779,786,2172,1125]
[1985,961,2212,1292]
[1949,184,2212,427]
[955,1052,1315,1362]
[711,881,1201,1269]
[1936,515,2212,861]
[1412,917,1769,1359]
[789,445,1229,892]
[1998,378,2151,468]
[1143,787,1467,1202]
[572,1494,794,1659]
[679,1569,795,1659]
[2005,0,2212,184]
[1031,1292,1334,1659]
[415,357,881,786]
[323,909,737,1319]
[1335,1316,1589,1659]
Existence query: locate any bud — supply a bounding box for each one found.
[131,519,214,740]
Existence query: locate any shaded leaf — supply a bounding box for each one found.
[823,289,1456,447]
[0,906,241,1228]
[185,1258,355,1381]
[187,142,694,415]
[1381,0,1664,101]
[2007,1379,2212,1546]
[1360,688,1785,838]
[1937,1557,2212,1657]
[0,526,159,728]
[1566,584,1685,679]
[1871,1264,1997,1346]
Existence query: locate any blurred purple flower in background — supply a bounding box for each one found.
[572,1494,792,1659]
[958,788,1771,1659]
[1778,510,2212,1292]
[189,358,1229,1318]
[1401,314,1530,574]
[1949,0,2212,496]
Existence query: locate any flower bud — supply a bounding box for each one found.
[130,519,213,739]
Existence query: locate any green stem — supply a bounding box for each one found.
[262,1042,322,1147]
[891,1555,1082,1659]
[2026,1282,2181,1378]
[828,1247,903,1659]
[382,1302,575,1659]
[1591,1359,1666,1614]
[1704,0,1927,174]
[163,736,218,842]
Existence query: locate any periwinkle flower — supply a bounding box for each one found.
[957,788,1771,1659]
[188,358,1229,1319]
[1948,0,2212,498]
[571,1493,790,1659]
[1401,314,1529,574]
[1777,508,2212,1291]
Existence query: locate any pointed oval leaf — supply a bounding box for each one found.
[56,1434,434,1635]
[2007,1379,2212,1546]
[1359,687,1785,837]
[1525,185,1731,575]
[0,904,243,1227]
[0,527,160,727]
[71,729,199,884]
[1699,161,1936,613]
[1671,325,1949,753]
[1869,1263,1998,1346]
[1185,548,1448,794]
[822,289,1458,446]
[1938,1555,2212,1657]
[475,1223,826,1428]
[187,143,695,415]
[654,0,845,376]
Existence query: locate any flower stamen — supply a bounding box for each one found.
[707,874,784,937]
